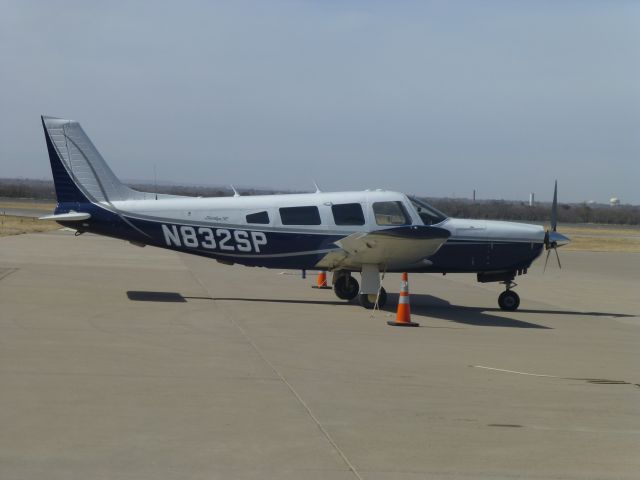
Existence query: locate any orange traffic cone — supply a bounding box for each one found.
[387,272,419,327]
[311,271,332,289]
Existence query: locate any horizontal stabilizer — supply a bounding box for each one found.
[39,212,91,222]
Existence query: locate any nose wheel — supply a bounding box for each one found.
[498,287,520,311]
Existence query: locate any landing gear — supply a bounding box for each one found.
[479,272,522,311]
[498,287,520,311]
[332,265,387,309]
[359,287,387,309]
[334,274,359,300]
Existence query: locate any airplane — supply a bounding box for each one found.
[39,115,570,311]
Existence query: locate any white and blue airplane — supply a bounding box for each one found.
[40,116,569,311]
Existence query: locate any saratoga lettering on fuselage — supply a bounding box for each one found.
[161,224,267,253]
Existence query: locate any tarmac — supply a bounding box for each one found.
[1,230,638,479]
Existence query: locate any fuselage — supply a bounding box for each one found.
[59,189,546,273]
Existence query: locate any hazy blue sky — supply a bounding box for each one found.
[1,1,639,203]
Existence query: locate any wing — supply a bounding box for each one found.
[317,225,450,270]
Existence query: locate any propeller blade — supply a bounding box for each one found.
[543,249,551,273]
[554,246,562,269]
[551,180,558,232]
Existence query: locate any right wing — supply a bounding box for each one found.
[317,225,450,270]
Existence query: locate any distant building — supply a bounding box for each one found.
[529,192,534,207]
[610,197,620,207]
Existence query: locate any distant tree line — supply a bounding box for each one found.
[0,178,55,199]
[424,198,640,226]
[0,178,288,200]
[1,178,638,225]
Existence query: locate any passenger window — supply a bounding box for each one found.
[279,206,321,225]
[331,203,365,226]
[372,201,410,226]
[246,211,270,224]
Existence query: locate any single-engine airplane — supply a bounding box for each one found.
[40,116,569,310]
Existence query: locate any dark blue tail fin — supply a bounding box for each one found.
[42,116,90,205]
[41,116,143,205]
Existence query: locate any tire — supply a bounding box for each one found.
[334,275,359,300]
[498,290,520,311]
[359,287,387,309]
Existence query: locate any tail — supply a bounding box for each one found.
[41,116,142,205]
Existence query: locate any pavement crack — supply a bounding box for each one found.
[186,266,363,480]
[0,267,18,281]
[472,365,637,388]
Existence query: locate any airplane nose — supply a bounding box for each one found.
[549,231,570,247]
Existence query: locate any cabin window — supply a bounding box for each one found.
[246,211,270,224]
[331,203,365,226]
[372,201,411,226]
[279,206,321,225]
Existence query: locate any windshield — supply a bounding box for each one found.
[408,196,448,225]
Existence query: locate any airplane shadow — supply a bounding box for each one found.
[126,290,345,306]
[478,307,634,318]
[127,291,187,302]
[126,290,634,330]
[382,293,551,329]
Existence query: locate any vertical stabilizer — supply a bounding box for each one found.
[42,116,141,204]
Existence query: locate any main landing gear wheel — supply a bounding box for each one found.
[498,290,520,311]
[359,287,387,309]
[334,275,359,300]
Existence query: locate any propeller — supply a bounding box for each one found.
[543,180,564,272]
[543,240,562,272]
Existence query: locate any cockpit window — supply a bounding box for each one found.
[409,196,448,225]
[372,201,411,226]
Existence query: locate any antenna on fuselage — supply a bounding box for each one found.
[230,185,240,197]
[153,164,158,200]
[312,180,322,193]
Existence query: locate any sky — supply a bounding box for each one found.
[1,0,639,204]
